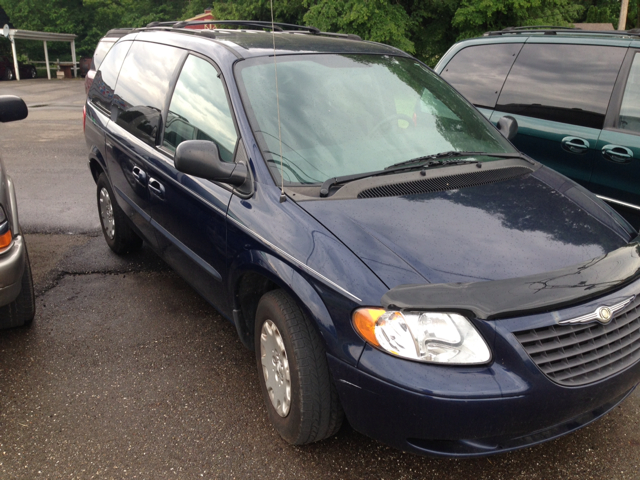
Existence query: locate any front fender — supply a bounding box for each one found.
[228,249,366,366]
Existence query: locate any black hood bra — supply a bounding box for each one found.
[382,238,640,320]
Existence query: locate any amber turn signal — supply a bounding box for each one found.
[0,228,12,249]
[352,308,385,347]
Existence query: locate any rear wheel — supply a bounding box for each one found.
[3,68,14,81]
[29,67,37,79]
[255,290,343,445]
[0,241,35,329]
[96,174,142,254]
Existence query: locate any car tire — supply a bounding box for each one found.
[3,68,13,81]
[96,173,142,254]
[29,67,37,79]
[254,289,343,445]
[0,241,35,329]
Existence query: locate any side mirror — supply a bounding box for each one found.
[175,140,248,187]
[497,115,518,141]
[0,95,28,123]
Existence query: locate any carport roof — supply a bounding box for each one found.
[2,25,76,41]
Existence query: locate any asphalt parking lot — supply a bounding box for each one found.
[0,79,639,479]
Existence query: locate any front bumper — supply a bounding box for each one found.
[331,280,640,457]
[0,235,26,306]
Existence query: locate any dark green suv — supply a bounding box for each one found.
[435,27,640,226]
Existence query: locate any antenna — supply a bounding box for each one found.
[270,0,287,203]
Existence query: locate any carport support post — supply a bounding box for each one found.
[43,40,50,80]
[71,40,77,78]
[10,36,19,81]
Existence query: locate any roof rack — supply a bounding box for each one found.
[484,26,640,38]
[145,20,321,35]
[142,19,363,41]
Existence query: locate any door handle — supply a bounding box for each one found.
[132,166,148,184]
[148,177,165,200]
[561,136,590,154]
[602,145,633,164]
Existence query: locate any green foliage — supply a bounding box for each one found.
[0,0,632,67]
[453,0,584,40]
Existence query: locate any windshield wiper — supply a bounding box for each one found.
[385,151,529,170]
[319,151,532,198]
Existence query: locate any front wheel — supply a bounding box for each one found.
[255,290,343,445]
[3,68,14,81]
[96,174,142,254]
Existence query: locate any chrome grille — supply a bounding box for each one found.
[513,300,640,386]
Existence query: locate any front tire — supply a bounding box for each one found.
[29,67,37,79]
[255,290,343,445]
[0,241,35,329]
[3,68,14,81]
[96,174,142,254]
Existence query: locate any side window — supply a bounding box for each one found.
[618,53,640,133]
[497,44,626,129]
[88,40,132,114]
[163,55,238,162]
[440,43,523,109]
[113,41,184,147]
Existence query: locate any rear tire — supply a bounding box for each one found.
[255,290,343,445]
[29,67,37,79]
[0,241,35,329]
[96,173,142,254]
[3,68,14,81]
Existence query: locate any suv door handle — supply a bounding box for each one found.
[148,177,165,200]
[561,136,590,154]
[602,145,633,164]
[132,166,148,184]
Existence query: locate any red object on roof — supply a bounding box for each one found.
[184,9,216,30]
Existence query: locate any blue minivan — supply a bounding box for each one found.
[84,21,640,457]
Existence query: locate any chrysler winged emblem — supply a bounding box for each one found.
[559,296,635,325]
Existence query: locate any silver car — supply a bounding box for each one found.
[0,95,35,329]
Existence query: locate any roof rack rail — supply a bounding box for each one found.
[484,26,640,38]
[145,19,321,35]
[503,25,577,31]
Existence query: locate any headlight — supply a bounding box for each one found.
[353,308,491,364]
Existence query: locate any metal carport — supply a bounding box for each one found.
[1,25,77,81]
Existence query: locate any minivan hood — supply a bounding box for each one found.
[299,167,632,289]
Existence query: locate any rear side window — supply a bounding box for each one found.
[497,44,626,129]
[440,43,523,109]
[113,41,184,147]
[618,53,640,133]
[163,55,238,162]
[88,40,132,114]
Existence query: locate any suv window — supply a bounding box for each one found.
[497,44,626,129]
[618,53,640,133]
[163,55,238,162]
[113,41,184,147]
[440,43,523,109]
[89,40,132,114]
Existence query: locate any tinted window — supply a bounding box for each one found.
[618,53,640,133]
[113,41,184,146]
[497,44,625,129]
[441,43,523,109]
[163,55,238,162]
[88,40,132,114]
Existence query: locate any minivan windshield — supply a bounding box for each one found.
[235,54,515,185]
